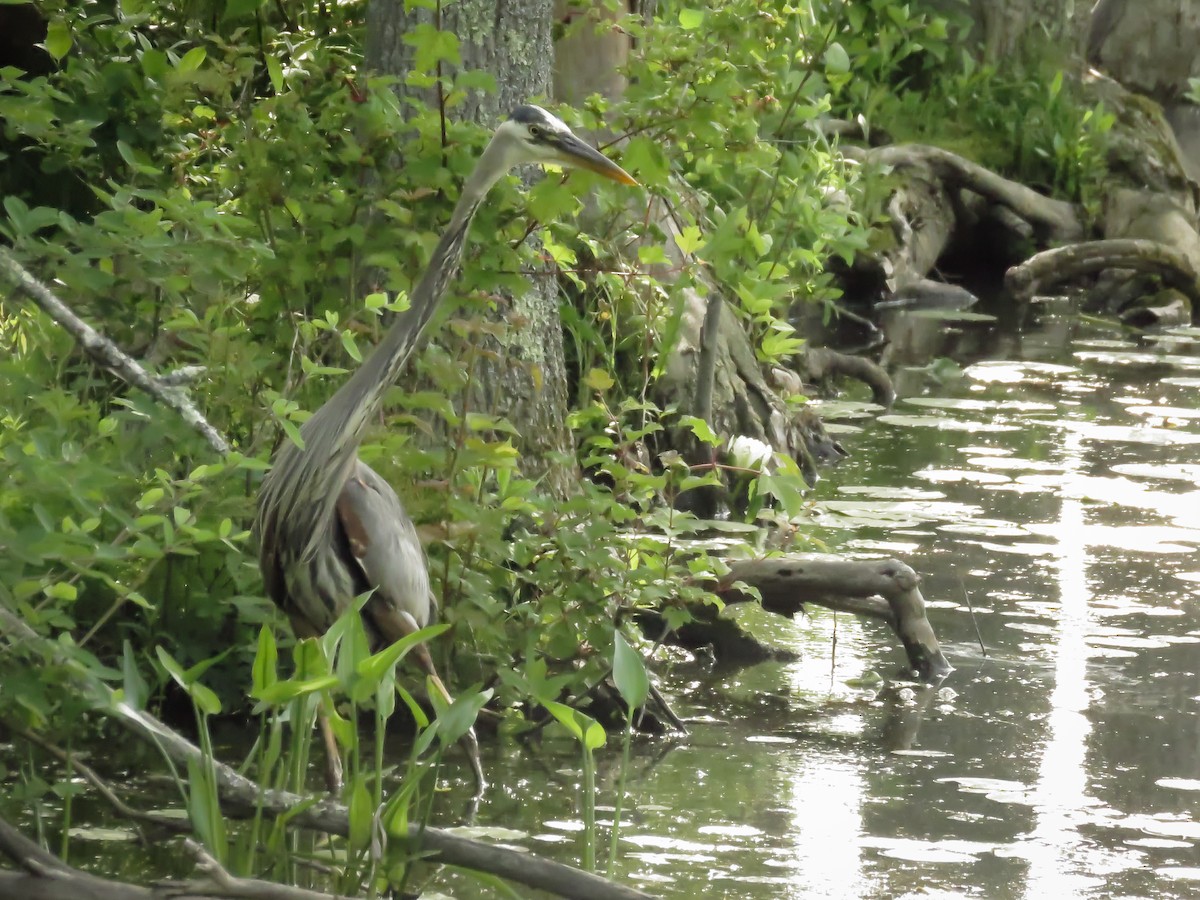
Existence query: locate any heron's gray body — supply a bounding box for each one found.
[251,105,635,791]
[258,457,432,642]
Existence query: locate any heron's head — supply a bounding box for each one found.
[492,105,637,186]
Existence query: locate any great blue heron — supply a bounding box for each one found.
[254,105,637,794]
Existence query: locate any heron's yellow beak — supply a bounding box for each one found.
[556,133,639,186]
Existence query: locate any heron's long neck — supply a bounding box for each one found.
[264,141,508,538]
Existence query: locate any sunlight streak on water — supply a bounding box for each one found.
[785,759,867,899]
[1022,431,1103,899]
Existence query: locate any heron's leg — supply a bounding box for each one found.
[390,608,488,795]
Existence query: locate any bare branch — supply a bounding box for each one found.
[0,246,231,456]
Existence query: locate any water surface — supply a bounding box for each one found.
[441,300,1200,898]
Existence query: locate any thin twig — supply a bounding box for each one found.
[958,576,987,657]
[0,246,231,455]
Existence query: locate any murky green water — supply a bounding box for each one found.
[435,298,1200,897]
[14,296,1200,897]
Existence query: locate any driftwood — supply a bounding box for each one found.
[720,555,952,681]
[0,606,653,900]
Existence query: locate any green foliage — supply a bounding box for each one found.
[0,0,1106,887]
[828,6,1115,209]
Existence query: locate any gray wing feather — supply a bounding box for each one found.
[336,459,435,631]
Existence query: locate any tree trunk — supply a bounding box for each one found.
[365,0,574,494]
[920,0,1091,61]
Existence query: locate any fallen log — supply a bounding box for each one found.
[720,555,952,681]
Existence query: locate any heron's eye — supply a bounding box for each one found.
[528,124,543,139]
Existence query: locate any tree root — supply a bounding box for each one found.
[1005,238,1200,306]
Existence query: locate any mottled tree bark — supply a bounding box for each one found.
[365,0,573,494]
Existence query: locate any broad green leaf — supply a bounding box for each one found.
[824,42,850,75]
[395,685,430,730]
[253,675,340,706]
[543,700,582,741]
[294,636,332,679]
[44,582,76,601]
[177,47,207,73]
[674,225,704,256]
[188,682,222,717]
[44,20,71,61]
[584,369,614,392]
[432,687,493,747]
[678,8,704,29]
[266,53,284,93]
[583,719,606,751]
[612,631,650,710]
[121,641,148,710]
[336,612,372,692]
[680,415,720,446]
[356,623,449,688]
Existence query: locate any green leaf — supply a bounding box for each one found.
[177,47,207,73]
[584,369,614,392]
[341,330,361,362]
[337,612,372,694]
[544,700,606,750]
[355,624,449,690]
[251,626,278,696]
[678,8,704,30]
[679,415,720,446]
[432,688,492,747]
[189,682,222,717]
[347,773,373,850]
[121,641,148,710]
[266,53,284,93]
[44,582,77,601]
[543,700,583,741]
[674,225,704,256]
[824,42,851,75]
[253,675,340,707]
[404,23,460,74]
[583,719,606,751]
[280,419,305,451]
[44,20,72,62]
[612,631,650,711]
